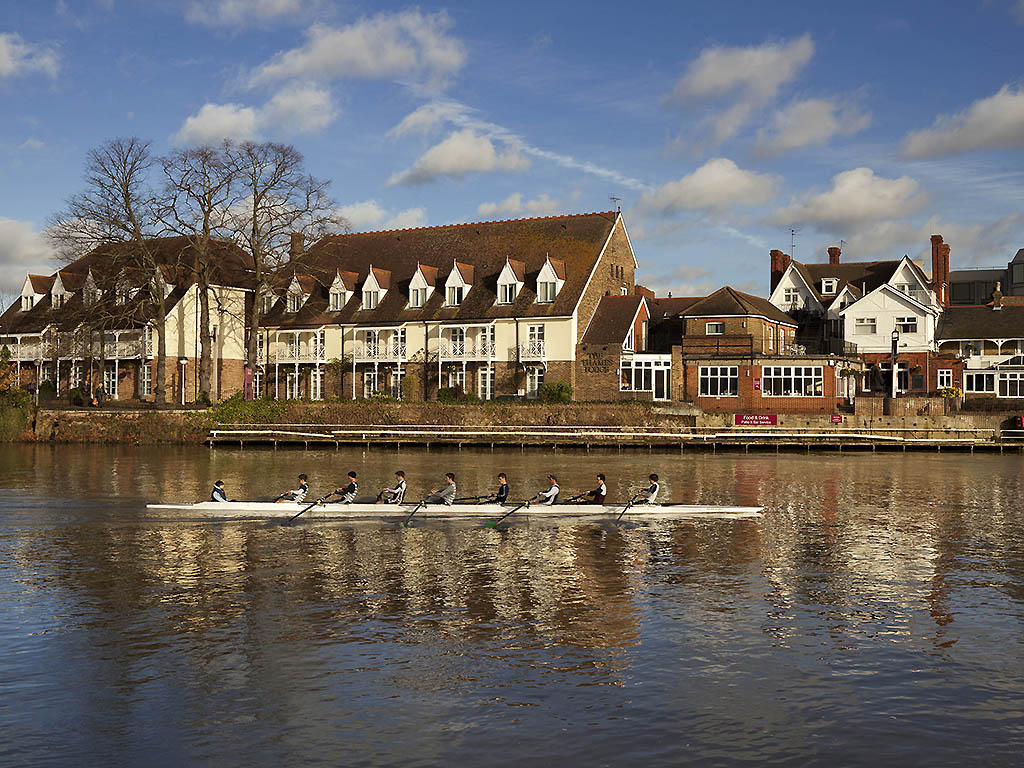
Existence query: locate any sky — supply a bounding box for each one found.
[2,0,1024,298]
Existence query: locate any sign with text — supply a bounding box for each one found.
[735,414,777,426]
[830,414,844,424]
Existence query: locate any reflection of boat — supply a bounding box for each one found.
[144,501,764,521]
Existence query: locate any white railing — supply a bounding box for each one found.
[2,342,41,361]
[102,339,145,359]
[517,340,546,361]
[438,340,496,360]
[272,345,326,363]
[353,341,407,362]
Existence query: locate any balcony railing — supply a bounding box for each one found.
[273,346,327,363]
[439,340,496,361]
[352,341,407,362]
[517,340,546,361]
[1,342,41,361]
[102,339,145,359]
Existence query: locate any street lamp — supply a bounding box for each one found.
[891,329,900,399]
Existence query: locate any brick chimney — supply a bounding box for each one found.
[993,281,1003,310]
[930,234,949,306]
[770,249,792,292]
[827,246,841,265]
[289,232,305,261]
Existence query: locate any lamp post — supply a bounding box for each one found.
[891,328,900,399]
[179,357,187,406]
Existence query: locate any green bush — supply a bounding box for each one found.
[69,387,85,406]
[537,381,572,403]
[207,392,287,424]
[38,380,57,401]
[437,387,459,403]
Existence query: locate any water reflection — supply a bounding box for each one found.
[1,445,1023,766]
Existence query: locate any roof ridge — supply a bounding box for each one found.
[330,210,618,238]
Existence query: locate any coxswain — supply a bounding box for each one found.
[586,473,607,504]
[335,471,358,504]
[535,474,560,505]
[490,473,510,504]
[637,473,660,504]
[211,480,229,502]
[377,471,407,504]
[276,473,309,503]
[428,473,457,505]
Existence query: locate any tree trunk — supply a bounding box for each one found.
[198,277,212,401]
[154,310,166,406]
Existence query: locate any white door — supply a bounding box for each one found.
[285,371,299,399]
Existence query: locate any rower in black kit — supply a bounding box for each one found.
[585,473,607,504]
[335,471,358,504]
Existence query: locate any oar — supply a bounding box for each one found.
[563,491,588,505]
[454,495,487,503]
[485,499,531,529]
[401,495,432,527]
[284,491,334,525]
[614,493,643,523]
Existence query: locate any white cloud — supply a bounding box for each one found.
[666,35,814,144]
[250,11,466,89]
[0,33,59,79]
[185,0,312,27]
[477,193,561,218]
[903,85,1024,157]
[770,167,926,229]
[756,98,871,155]
[0,219,54,295]
[387,102,465,138]
[638,264,716,298]
[639,158,778,215]
[18,138,45,151]
[336,200,427,232]
[173,85,336,144]
[388,128,529,186]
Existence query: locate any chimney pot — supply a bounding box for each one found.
[993,281,1003,310]
[827,246,841,265]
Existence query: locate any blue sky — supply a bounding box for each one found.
[2,0,1024,296]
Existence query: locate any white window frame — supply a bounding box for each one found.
[363,290,379,310]
[330,290,346,311]
[447,285,464,307]
[410,287,427,308]
[538,281,557,303]
[310,369,324,401]
[965,372,995,393]
[526,366,544,397]
[140,363,152,397]
[895,316,918,334]
[998,372,1024,398]
[52,293,65,309]
[699,366,738,397]
[71,362,83,390]
[103,363,118,400]
[499,282,518,305]
[623,327,633,351]
[285,370,300,400]
[478,365,495,400]
[706,322,725,335]
[783,288,800,305]
[762,366,824,398]
[960,341,983,356]
[21,295,34,311]
[937,369,953,389]
[261,294,275,315]
[821,278,838,295]
[253,371,263,399]
[854,317,876,335]
[287,293,302,313]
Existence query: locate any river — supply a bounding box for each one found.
[1,444,1023,766]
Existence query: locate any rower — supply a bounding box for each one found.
[535,474,559,505]
[428,473,457,506]
[377,471,407,504]
[490,473,510,504]
[211,480,229,503]
[276,473,309,503]
[335,471,358,504]
[585,473,607,505]
[636,473,660,504]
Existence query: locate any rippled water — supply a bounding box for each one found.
[2,444,1023,766]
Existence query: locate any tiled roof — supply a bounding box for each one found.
[507,258,526,282]
[936,305,1024,339]
[416,263,438,286]
[260,211,621,329]
[649,297,701,319]
[792,259,903,303]
[28,274,55,294]
[370,266,392,290]
[581,294,646,344]
[453,261,474,284]
[549,257,566,280]
[681,286,797,325]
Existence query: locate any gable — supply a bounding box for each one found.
[839,284,933,316]
[767,265,823,312]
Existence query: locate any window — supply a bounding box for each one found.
[362,370,378,398]
[363,290,379,309]
[706,322,725,335]
[1013,264,1024,285]
[950,283,972,304]
[938,369,953,388]
[895,316,918,334]
[783,288,800,305]
[499,283,518,304]
[447,286,464,306]
[526,367,544,397]
[965,372,995,393]
[762,366,824,397]
[768,325,775,352]
[314,330,326,359]
[21,295,34,311]
[640,321,648,351]
[960,341,983,356]
[854,317,876,335]
[253,371,263,399]
[287,293,301,313]
[410,287,427,308]
[140,364,152,397]
[999,372,1024,398]
[620,287,628,296]
[821,278,838,295]
[449,327,466,354]
[699,366,738,397]
[310,369,324,401]
[52,294,65,309]
[622,358,672,398]
[116,284,132,304]
[330,290,346,311]
[261,294,275,314]
[364,330,379,356]
[71,363,83,390]
[478,366,495,400]
[286,371,300,400]
[538,281,557,303]
[103,363,118,399]
[446,368,466,392]
[256,333,265,362]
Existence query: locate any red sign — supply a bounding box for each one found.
[753,377,761,391]
[830,414,844,424]
[735,414,777,426]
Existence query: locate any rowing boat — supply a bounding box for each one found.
[144,500,764,521]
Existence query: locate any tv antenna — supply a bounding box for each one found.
[609,195,622,212]
[790,228,800,259]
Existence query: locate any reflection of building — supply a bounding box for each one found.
[0,238,251,403]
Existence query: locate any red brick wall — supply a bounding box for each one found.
[576,218,636,344]
[683,359,848,414]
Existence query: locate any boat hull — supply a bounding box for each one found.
[144,500,763,521]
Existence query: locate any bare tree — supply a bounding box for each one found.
[224,141,343,373]
[48,138,170,405]
[157,145,237,402]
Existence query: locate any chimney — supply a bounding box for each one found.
[993,281,1003,310]
[770,249,792,292]
[827,246,841,265]
[930,234,948,305]
[289,232,305,261]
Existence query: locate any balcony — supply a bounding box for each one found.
[102,339,145,359]
[272,345,327,363]
[353,341,407,362]
[517,340,546,361]
[438,340,496,361]
[1,341,41,361]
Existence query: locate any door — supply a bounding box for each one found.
[653,367,670,400]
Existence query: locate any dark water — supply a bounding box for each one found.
[2,444,1024,767]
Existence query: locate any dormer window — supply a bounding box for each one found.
[287,293,302,313]
[361,265,389,311]
[444,261,473,308]
[330,290,347,311]
[52,293,65,309]
[500,283,518,304]
[535,256,565,304]
[538,281,557,303]
[410,287,427,308]
[116,283,132,304]
[821,278,838,295]
[447,286,464,306]
[363,290,379,310]
[497,258,525,306]
[21,295,34,311]
[261,293,275,314]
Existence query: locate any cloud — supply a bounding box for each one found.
[639,158,778,215]
[387,102,464,138]
[0,33,59,79]
[638,264,717,298]
[336,200,427,231]
[185,0,315,27]
[249,11,466,89]
[18,138,45,151]
[903,85,1024,157]
[756,98,871,155]
[770,167,926,230]
[0,219,54,295]
[666,35,814,144]
[388,128,529,185]
[477,193,561,218]
[173,85,336,144]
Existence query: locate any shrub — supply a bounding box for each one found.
[38,380,57,401]
[537,381,572,403]
[207,392,287,424]
[69,387,85,406]
[401,373,421,401]
[437,387,459,403]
